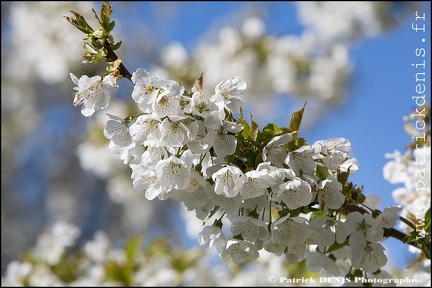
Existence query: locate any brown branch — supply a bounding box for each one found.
[104,40,132,81]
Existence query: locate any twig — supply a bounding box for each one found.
[104,40,132,81]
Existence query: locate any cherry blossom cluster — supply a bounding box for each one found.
[68,66,406,276]
[64,1,429,278]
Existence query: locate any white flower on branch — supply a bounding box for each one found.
[70,73,118,117]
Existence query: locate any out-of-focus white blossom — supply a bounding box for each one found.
[9,2,96,84]
[33,221,81,265]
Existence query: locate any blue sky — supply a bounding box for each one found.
[116,1,430,268]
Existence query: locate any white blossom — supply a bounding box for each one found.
[205,127,238,159]
[241,169,276,199]
[104,114,134,153]
[221,239,259,264]
[306,252,344,276]
[70,73,118,117]
[351,242,387,273]
[130,164,164,200]
[285,145,316,176]
[263,133,293,167]
[198,226,227,253]
[313,138,351,170]
[131,68,164,113]
[271,215,309,246]
[159,116,191,147]
[345,212,382,246]
[212,165,246,198]
[275,177,313,209]
[129,114,161,144]
[155,156,190,192]
[231,216,269,242]
[211,76,246,114]
[317,175,345,211]
[2,261,32,286]
[33,221,81,265]
[309,216,348,252]
[141,139,172,168]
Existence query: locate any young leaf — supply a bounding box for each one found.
[111,40,122,51]
[124,235,142,263]
[289,101,307,140]
[337,169,351,186]
[64,11,94,34]
[250,112,259,141]
[264,123,283,135]
[316,164,329,180]
[107,20,116,33]
[237,107,251,139]
[425,208,431,233]
[100,1,113,30]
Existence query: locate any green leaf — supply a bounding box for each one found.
[250,113,259,141]
[255,151,263,167]
[111,40,122,51]
[124,235,142,264]
[106,20,116,33]
[337,169,351,186]
[263,123,283,135]
[425,208,431,233]
[90,54,104,63]
[64,11,94,34]
[289,101,307,141]
[100,1,113,30]
[326,239,348,254]
[316,164,329,180]
[286,137,307,152]
[105,261,132,286]
[83,42,99,55]
[237,107,251,139]
[241,121,251,139]
[403,232,417,244]
[257,123,287,147]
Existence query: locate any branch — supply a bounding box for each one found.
[104,40,132,81]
